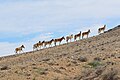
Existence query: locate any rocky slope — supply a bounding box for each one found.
[0,25,120,80]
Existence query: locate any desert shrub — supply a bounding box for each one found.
[88,61,102,68]
[36,68,48,75]
[102,69,118,80]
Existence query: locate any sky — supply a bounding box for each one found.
[0,0,120,56]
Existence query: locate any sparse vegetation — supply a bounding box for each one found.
[88,61,103,68]
[102,69,118,80]
[0,26,120,79]
[35,68,48,75]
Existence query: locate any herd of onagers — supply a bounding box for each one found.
[15,25,106,53]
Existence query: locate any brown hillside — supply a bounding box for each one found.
[0,25,120,80]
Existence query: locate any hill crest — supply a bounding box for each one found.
[0,25,120,80]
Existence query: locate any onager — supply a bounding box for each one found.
[66,34,73,43]
[15,45,25,54]
[98,25,106,33]
[82,29,90,39]
[74,31,81,41]
[33,41,41,51]
[33,41,45,51]
[54,36,65,46]
[37,41,45,49]
[44,39,54,48]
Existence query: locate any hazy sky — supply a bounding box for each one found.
[0,0,120,56]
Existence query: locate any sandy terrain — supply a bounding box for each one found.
[0,25,120,80]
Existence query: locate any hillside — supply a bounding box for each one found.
[0,25,120,80]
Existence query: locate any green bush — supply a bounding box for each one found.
[88,61,102,68]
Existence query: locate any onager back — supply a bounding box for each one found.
[15,45,25,54]
[37,41,45,49]
[98,25,106,33]
[82,29,90,39]
[54,36,65,46]
[66,34,73,43]
[44,39,54,48]
[74,31,81,41]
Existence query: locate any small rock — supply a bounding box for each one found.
[71,60,77,64]
[94,57,101,61]
[25,73,31,76]
[32,67,38,69]
[26,77,30,79]
[111,54,115,57]
[102,58,106,60]
[0,66,9,70]
[101,48,104,50]
[73,75,81,80]
[108,56,111,58]
[59,67,66,70]
[42,58,50,61]
[47,60,55,65]
[66,63,71,67]
[106,62,114,65]
[78,56,87,62]
[54,69,62,74]
[32,63,36,65]
[15,71,18,73]
[118,56,120,58]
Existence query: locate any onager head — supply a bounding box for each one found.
[88,29,91,33]
[71,34,73,38]
[51,39,54,42]
[21,45,25,48]
[80,31,81,34]
[38,41,41,43]
[62,36,65,40]
[104,25,106,29]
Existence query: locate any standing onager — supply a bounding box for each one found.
[15,45,25,53]
[98,25,106,33]
[74,31,81,41]
[54,36,65,46]
[33,41,41,51]
[82,29,90,39]
[44,39,54,48]
[33,41,45,51]
[66,34,73,43]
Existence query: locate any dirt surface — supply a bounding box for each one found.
[0,25,120,80]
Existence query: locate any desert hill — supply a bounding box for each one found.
[0,25,120,80]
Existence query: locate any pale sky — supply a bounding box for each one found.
[0,0,120,56]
